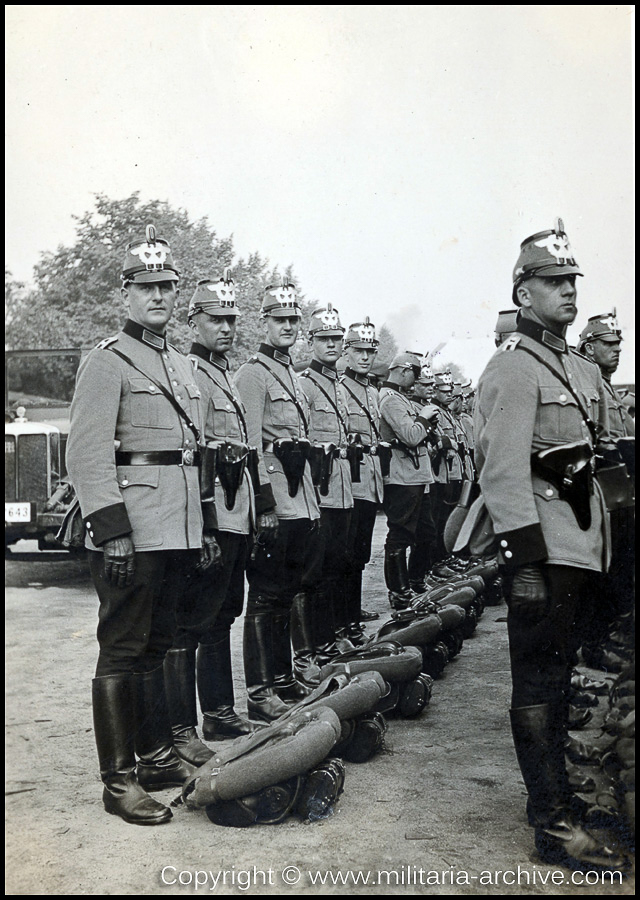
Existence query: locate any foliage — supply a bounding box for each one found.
[5,193,300,359]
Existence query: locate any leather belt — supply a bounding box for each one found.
[115,449,201,467]
[358,443,380,456]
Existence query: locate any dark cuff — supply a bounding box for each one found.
[439,435,453,451]
[202,500,218,531]
[416,416,436,433]
[84,503,132,547]
[255,482,276,516]
[495,524,548,570]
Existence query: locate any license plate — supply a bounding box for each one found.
[5,502,31,523]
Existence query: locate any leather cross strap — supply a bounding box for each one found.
[301,370,349,438]
[107,346,201,444]
[249,357,309,435]
[195,364,249,442]
[516,345,599,443]
[341,379,381,439]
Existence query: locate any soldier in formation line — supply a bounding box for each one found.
[67,222,632,870]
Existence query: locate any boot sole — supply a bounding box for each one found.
[104,804,172,825]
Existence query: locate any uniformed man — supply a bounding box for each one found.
[407,360,439,593]
[429,370,465,564]
[494,308,520,347]
[234,281,321,719]
[66,226,220,826]
[474,219,625,870]
[340,319,385,641]
[576,311,634,663]
[451,382,475,483]
[164,272,259,765]
[299,305,353,659]
[379,351,439,608]
[576,311,635,440]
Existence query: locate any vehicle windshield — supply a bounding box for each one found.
[5,351,82,410]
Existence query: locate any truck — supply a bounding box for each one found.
[5,348,83,553]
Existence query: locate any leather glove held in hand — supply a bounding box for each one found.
[508,564,548,623]
[103,536,135,588]
[199,531,222,572]
[252,512,279,560]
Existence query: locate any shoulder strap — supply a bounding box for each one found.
[106,346,201,444]
[250,358,309,435]
[342,379,381,439]
[301,371,349,438]
[516,344,598,442]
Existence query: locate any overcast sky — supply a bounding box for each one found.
[5,5,635,382]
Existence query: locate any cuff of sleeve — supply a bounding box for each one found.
[202,501,218,531]
[255,482,276,516]
[416,416,434,433]
[84,503,132,547]
[496,524,548,570]
[439,435,453,450]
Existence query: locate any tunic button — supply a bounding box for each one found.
[172,380,178,386]
[226,405,232,411]
[169,367,174,373]
[86,521,91,528]
[268,465,274,472]
[504,550,513,559]
[176,395,183,401]
[500,540,508,548]
[149,385,155,392]
[559,394,567,402]
[546,488,553,496]
[122,479,129,486]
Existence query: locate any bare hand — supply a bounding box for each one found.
[103,536,135,588]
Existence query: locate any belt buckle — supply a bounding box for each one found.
[181,448,195,467]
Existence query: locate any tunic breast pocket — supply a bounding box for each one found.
[311,398,337,437]
[209,396,237,438]
[267,386,300,428]
[537,385,582,442]
[579,388,600,420]
[128,378,174,430]
[348,410,371,439]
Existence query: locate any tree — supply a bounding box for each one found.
[4,193,301,360]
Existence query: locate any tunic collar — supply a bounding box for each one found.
[259,342,292,366]
[123,319,167,350]
[344,367,369,386]
[190,342,229,371]
[308,359,337,380]
[517,317,567,354]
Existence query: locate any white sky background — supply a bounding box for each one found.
[5,5,635,382]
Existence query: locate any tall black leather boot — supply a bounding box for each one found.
[384,546,414,610]
[92,674,171,825]
[163,649,213,766]
[134,665,195,791]
[291,592,323,683]
[313,588,342,665]
[243,605,291,722]
[510,704,627,871]
[197,637,259,740]
[272,610,311,702]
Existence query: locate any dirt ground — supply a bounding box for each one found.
[5,515,635,895]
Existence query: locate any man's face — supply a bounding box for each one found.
[345,346,377,374]
[264,314,300,350]
[193,313,237,356]
[463,394,475,414]
[122,280,179,333]
[398,367,417,390]
[451,395,463,414]
[585,338,622,376]
[518,275,578,333]
[413,381,432,402]
[311,334,343,366]
[435,385,453,406]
